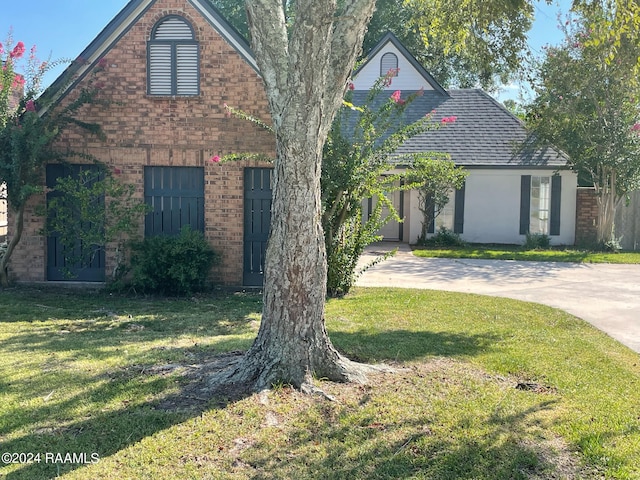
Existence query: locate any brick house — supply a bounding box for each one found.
[8,0,275,286]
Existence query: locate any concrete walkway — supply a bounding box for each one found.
[357,243,640,354]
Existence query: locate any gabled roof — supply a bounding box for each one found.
[351,32,567,168]
[353,31,449,97]
[348,89,568,168]
[43,0,257,105]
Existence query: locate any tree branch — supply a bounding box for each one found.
[245,0,290,125]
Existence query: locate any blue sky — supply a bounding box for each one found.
[1,0,572,101]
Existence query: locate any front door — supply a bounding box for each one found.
[243,168,273,286]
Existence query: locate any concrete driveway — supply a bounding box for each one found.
[357,243,640,354]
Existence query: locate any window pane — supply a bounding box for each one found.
[529,175,551,235]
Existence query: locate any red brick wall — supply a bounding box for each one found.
[8,0,274,285]
[575,187,598,246]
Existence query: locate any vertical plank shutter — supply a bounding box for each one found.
[426,193,435,234]
[144,166,204,236]
[520,175,531,235]
[453,182,465,234]
[550,175,562,236]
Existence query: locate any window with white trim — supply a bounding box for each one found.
[148,16,199,96]
[529,176,551,234]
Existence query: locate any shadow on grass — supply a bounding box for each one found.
[330,329,501,362]
[0,289,262,479]
[0,348,252,479]
[244,394,567,479]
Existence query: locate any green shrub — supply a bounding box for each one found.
[128,227,220,296]
[600,236,623,253]
[421,227,466,247]
[523,232,551,250]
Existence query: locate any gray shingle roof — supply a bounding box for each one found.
[349,88,568,168]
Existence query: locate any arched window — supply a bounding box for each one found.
[380,52,398,77]
[148,16,199,96]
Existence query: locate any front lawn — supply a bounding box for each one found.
[0,287,638,479]
[413,244,640,263]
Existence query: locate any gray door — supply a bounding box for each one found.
[243,168,272,286]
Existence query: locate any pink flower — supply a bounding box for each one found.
[9,41,25,59]
[383,68,399,87]
[12,74,25,89]
[390,90,402,103]
[25,100,36,112]
[348,82,355,91]
[631,123,640,133]
[441,116,457,124]
[210,155,221,163]
[0,42,3,55]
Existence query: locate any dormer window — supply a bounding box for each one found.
[148,16,199,96]
[380,52,398,77]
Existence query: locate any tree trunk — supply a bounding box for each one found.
[0,204,25,287]
[208,0,379,390]
[596,169,622,245]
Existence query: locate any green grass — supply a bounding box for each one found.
[0,287,639,479]
[413,244,640,263]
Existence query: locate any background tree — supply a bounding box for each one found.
[209,0,535,91]
[364,0,534,90]
[0,39,106,287]
[525,9,640,246]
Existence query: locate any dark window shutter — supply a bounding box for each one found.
[426,193,435,234]
[550,175,562,236]
[519,175,531,235]
[453,182,465,234]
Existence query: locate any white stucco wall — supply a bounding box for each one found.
[352,42,436,92]
[405,168,578,246]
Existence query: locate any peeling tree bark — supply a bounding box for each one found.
[209,0,379,390]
